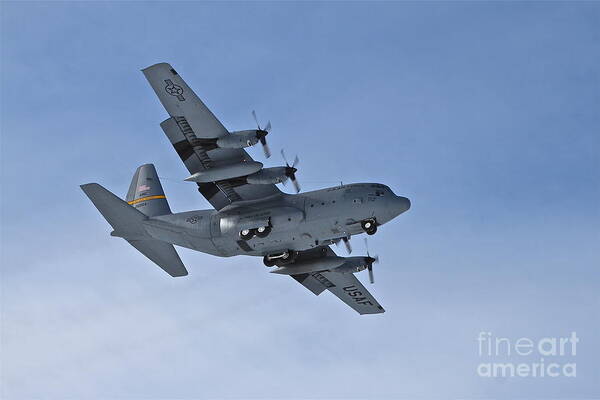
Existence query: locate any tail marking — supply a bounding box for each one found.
[127,195,167,205]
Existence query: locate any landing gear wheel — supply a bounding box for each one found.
[239,228,255,241]
[255,225,271,238]
[263,255,276,267]
[361,219,377,235]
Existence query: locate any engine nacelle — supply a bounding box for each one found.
[332,257,369,274]
[246,167,288,185]
[184,161,263,183]
[216,130,260,149]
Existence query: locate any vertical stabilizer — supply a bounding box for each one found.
[126,164,172,216]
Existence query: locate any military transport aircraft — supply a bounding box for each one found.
[81,63,411,314]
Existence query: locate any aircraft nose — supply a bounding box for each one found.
[379,194,410,223]
[395,195,411,214]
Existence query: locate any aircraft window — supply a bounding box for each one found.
[321,202,325,205]
[310,204,314,207]
[353,198,363,204]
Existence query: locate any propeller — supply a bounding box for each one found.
[364,238,379,284]
[281,149,301,193]
[252,110,271,158]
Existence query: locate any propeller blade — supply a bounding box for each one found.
[291,176,301,193]
[281,149,289,166]
[260,137,271,158]
[342,236,352,254]
[364,238,378,283]
[262,143,271,158]
[281,149,300,192]
[252,112,271,158]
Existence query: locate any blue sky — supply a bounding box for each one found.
[1,1,599,399]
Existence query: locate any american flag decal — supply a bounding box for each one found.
[138,184,151,191]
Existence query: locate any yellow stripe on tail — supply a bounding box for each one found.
[127,195,166,205]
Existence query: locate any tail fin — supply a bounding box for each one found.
[126,164,171,217]
[81,183,188,277]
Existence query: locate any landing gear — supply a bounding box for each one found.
[255,225,271,238]
[263,250,298,267]
[280,251,298,263]
[361,219,378,235]
[263,255,277,267]
[239,228,255,240]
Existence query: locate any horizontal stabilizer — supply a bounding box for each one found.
[81,183,146,236]
[81,183,188,277]
[127,239,188,277]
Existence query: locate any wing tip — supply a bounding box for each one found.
[169,269,189,277]
[141,62,174,74]
[359,308,386,315]
[80,182,101,193]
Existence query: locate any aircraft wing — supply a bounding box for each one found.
[142,63,281,210]
[290,248,385,315]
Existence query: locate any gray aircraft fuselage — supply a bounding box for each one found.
[136,183,410,258]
